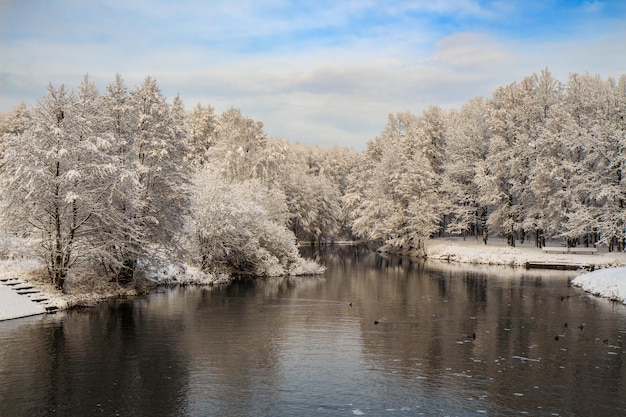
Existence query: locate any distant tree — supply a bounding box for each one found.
[1,101,31,137]
[207,107,270,181]
[350,112,442,250]
[277,143,342,243]
[314,144,361,239]
[186,103,217,166]
[0,102,31,162]
[442,97,491,243]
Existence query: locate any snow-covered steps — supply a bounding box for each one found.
[0,277,59,320]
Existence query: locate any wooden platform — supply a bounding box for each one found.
[541,246,597,255]
[525,261,593,271]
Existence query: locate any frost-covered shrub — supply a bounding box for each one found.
[191,172,322,276]
[288,257,326,275]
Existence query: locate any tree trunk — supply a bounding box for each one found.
[118,257,136,283]
[507,234,515,247]
[480,208,488,245]
[535,229,545,248]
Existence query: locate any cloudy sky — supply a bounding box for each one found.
[1,1,625,149]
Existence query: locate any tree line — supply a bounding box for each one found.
[346,69,626,253]
[1,69,624,289]
[0,75,346,288]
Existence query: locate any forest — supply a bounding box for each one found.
[0,69,625,289]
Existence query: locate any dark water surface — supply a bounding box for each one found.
[1,246,626,416]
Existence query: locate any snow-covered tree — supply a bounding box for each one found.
[563,73,626,249]
[0,102,31,161]
[442,97,491,242]
[415,106,447,175]
[0,80,119,288]
[67,74,191,282]
[485,73,546,247]
[186,103,217,166]
[111,76,190,281]
[276,143,342,243]
[1,102,31,137]
[207,107,270,181]
[96,74,146,278]
[520,69,568,246]
[191,171,320,276]
[349,112,443,250]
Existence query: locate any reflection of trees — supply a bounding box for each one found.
[0,316,60,416]
[2,247,626,416]
[178,283,286,415]
[313,245,626,415]
[0,301,190,417]
[60,301,190,417]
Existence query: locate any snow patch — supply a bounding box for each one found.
[424,238,626,269]
[571,266,626,304]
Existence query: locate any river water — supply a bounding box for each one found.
[1,245,626,416]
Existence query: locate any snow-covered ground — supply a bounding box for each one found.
[0,257,234,322]
[424,237,626,269]
[0,255,323,321]
[571,267,626,304]
[424,237,626,304]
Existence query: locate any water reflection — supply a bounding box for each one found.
[0,300,190,417]
[1,245,625,416]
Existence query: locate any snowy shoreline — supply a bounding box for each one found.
[3,238,625,321]
[421,238,626,304]
[0,259,233,321]
[0,255,324,321]
[423,237,626,269]
[570,267,626,304]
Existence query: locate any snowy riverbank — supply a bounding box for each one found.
[0,254,324,321]
[0,258,230,321]
[571,267,626,304]
[0,259,65,321]
[423,237,626,269]
[423,237,626,304]
[3,238,625,321]
[0,280,47,321]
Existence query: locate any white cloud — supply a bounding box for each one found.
[432,32,516,69]
[1,0,625,149]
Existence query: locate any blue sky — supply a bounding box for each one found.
[1,1,625,149]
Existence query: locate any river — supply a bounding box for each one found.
[1,245,625,416]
